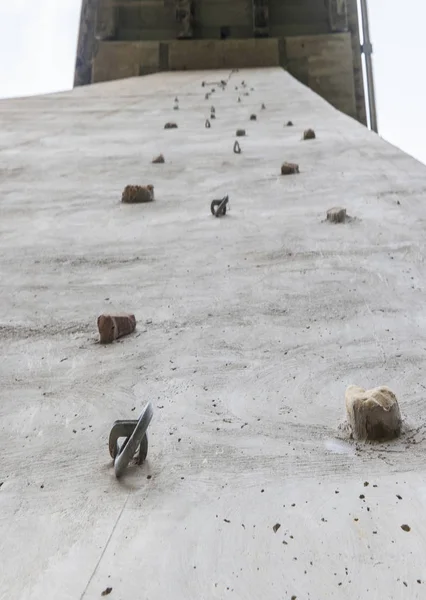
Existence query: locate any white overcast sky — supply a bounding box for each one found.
[0,0,424,165]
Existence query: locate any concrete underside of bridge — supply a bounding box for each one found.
[1,68,426,599]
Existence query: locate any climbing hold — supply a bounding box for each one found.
[281,162,299,175]
[345,386,402,442]
[98,314,136,344]
[236,129,246,137]
[205,119,211,128]
[303,128,316,140]
[326,207,346,223]
[121,185,154,203]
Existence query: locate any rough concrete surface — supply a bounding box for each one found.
[1,68,426,599]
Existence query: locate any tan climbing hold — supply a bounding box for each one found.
[345,385,402,441]
[236,129,246,137]
[327,207,346,223]
[303,128,316,140]
[97,314,136,344]
[152,154,165,164]
[121,185,154,204]
[281,162,299,175]
[164,122,178,129]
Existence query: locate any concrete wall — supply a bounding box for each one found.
[168,38,280,70]
[109,0,332,41]
[284,32,357,119]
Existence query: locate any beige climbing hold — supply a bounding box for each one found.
[121,185,154,204]
[345,385,402,441]
[303,128,316,140]
[281,162,299,175]
[236,129,246,137]
[152,154,165,164]
[164,122,178,129]
[97,314,136,344]
[327,207,346,223]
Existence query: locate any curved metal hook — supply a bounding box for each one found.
[111,402,154,478]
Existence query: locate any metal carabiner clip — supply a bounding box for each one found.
[108,402,154,478]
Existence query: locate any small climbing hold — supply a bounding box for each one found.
[205,119,211,128]
[174,97,178,102]
[211,106,215,114]
[273,523,281,533]
[261,103,266,110]
[250,114,257,121]
[98,314,136,344]
[210,113,216,120]
[286,121,294,127]
[202,81,205,87]
[211,196,229,218]
[121,184,154,204]
[233,141,242,154]
[236,129,246,137]
[401,524,411,532]
[303,128,316,140]
[164,122,178,129]
[326,207,346,223]
[281,162,299,175]
[205,93,210,100]
[152,154,165,164]
[345,385,402,442]
[238,97,241,103]
[173,105,179,110]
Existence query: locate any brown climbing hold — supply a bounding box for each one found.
[205,119,211,128]
[211,106,215,114]
[250,114,257,121]
[261,103,266,110]
[164,122,178,129]
[210,113,216,120]
[233,141,242,154]
[281,162,299,175]
[326,207,346,223]
[97,314,136,344]
[121,185,154,204]
[152,154,165,164]
[303,128,316,140]
[345,385,402,442]
[286,121,294,127]
[236,129,246,137]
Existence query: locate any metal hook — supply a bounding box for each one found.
[109,402,154,478]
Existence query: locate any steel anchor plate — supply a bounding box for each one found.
[109,402,154,478]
